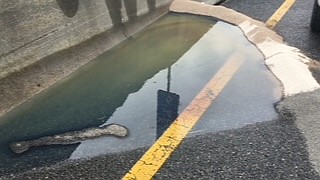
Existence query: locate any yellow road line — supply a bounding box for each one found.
[266,0,296,29]
[123,52,245,180]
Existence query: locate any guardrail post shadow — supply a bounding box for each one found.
[123,0,138,21]
[56,0,79,18]
[105,0,123,27]
[147,0,156,12]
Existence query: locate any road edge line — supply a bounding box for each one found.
[266,0,296,29]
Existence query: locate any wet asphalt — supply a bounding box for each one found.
[2,0,320,179]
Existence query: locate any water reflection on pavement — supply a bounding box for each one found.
[0,13,281,175]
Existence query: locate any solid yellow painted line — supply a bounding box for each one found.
[122,52,245,180]
[266,0,296,29]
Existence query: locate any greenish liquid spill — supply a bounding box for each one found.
[0,13,216,174]
[0,12,282,176]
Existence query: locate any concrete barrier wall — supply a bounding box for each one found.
[0,0,171,118]
[0,0,171,79]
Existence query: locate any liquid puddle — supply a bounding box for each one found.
[0,13,281,175]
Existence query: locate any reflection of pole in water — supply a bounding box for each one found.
[157,67,179,139]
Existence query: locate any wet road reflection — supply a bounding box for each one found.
[157,90,179,138]
[0,13,215,175]
[156,67,180,138]
[69,21,281,159]
[0,13,281,175]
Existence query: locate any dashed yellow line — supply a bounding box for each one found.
[266,0,296,29]
[122,52,245,180]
